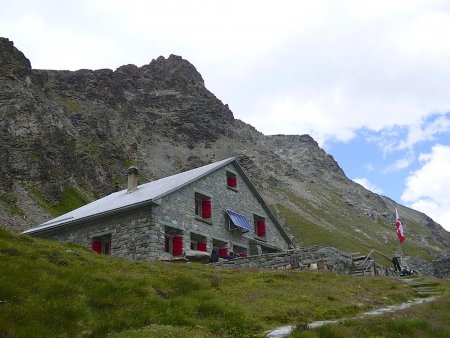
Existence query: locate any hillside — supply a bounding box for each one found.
[0,37,449,263]
[1,227,449,337]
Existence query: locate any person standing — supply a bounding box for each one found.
[392,256,401,272]
[209,249,219,263]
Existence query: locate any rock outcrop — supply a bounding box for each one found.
[0,37,31,79]
[433,257,450,278]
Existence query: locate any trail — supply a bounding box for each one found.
[266,277,442,338]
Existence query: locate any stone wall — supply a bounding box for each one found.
[150,162,291,255]
[40,207,162,260]
[211,246,353,274]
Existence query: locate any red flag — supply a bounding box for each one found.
[395,209,406,244]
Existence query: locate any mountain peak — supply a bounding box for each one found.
[144,54,206,92]
[0,37,31,79]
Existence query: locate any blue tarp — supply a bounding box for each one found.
[226,210,253,233]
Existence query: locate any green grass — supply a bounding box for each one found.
[29,186,89,217]
[275,204,366,254]
[0,192,23,217]
[291,290,450,337]
[1,227,445,338]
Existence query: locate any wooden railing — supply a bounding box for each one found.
[353,249,396,276]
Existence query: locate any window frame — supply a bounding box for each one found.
[91,234,112,255]
[226,171,238,191]
[232,244,248,257]
[194,191,213,223]
[164,227,184,256]
[254,215,267,240]
[190,233,208,252]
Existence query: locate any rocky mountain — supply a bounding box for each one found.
[1,37,449,263]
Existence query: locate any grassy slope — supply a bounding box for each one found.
[29,186,89,217]
[1,227,448,337]
[274,186,444,261]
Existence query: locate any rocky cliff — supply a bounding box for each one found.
[1,37,448,261]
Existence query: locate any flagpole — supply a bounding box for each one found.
[395,208,405,266]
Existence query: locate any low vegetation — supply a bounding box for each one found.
[0,192,23,217]
[0,227,448,337]
[28,186,89,217]
[292,292,450,337]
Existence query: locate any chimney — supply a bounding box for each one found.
[127,166,139,192]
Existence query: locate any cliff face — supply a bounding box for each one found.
[1,37,448,260]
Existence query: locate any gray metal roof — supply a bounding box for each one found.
[23,157,234,234]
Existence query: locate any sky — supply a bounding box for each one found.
[1,0,450,231]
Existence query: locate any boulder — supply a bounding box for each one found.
[184,250,211,263]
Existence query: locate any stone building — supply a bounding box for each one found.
[23,158,294,260]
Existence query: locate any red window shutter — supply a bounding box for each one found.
[227,176,237,187]
[257,219,266,237]
[91,240,102,254]
[202,200,211,218]
[218,247,228,258]
[197,242,207,252]
[172,236,183,256]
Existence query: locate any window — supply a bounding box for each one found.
[218,247,228,258]
[197,242,207,252]
[190,233,207,252]
[233,245,248,257]
[226,171,238,189]
[212,239,228,258]
[254,215,266,238]
[165,227,183,256]
[195,192,212,220]
[91,234,111,255]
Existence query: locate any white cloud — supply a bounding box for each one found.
[353,177,384,194]
[395,116,450,151]
[401,144,450,231]
[370,115,450,155]
[234,1,450,146]
[382,151,415,173]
